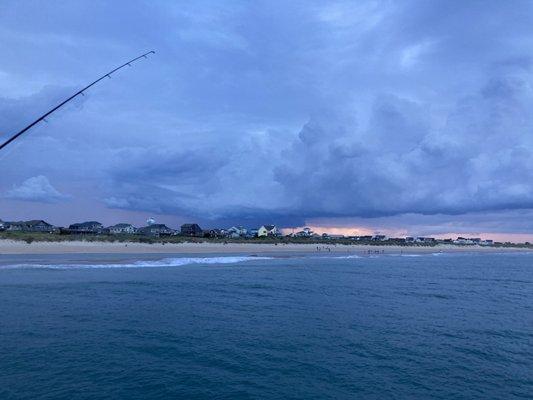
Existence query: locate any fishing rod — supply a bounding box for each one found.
[0,50,155,151]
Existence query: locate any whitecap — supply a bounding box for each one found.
[0,256,273,270]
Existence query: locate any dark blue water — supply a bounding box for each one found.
[0,252,532,399]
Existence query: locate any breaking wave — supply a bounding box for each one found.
[0,256,273,270]
[329,255,362,259]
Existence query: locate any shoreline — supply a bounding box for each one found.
[1,239,532,255]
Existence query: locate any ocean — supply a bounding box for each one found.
[0,252,531,399]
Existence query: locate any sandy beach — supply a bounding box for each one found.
[0,239,531,255]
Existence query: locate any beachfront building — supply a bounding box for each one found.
[322,233,345,239]
[454,237,483,245]
[372,235,387,241]
[68,221,104,234]
[138,224,175,237]
[415,237,436,244]
[327,234,345,239]
[227,226,247,238]
[352,235,373,241]
[257,225,280,237]
[108,223,136,234]
[454,237,480,245]
[4,222,25,231]
[205,229,226,238]
[180,223,203,237]
[25,220,57,233]
[389,237,407,243]
[454,237,469,245]
[0,220,5,231]
[3,220,57,233]
[295,227,313,237]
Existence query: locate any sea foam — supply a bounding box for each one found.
[0,256,272,270]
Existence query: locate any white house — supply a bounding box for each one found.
[4,220,56,233]
[295,227,313,237]
[415,237,436,243]
[227,226,248,238]
[109,223,136,234]
[257,225,279,237]
[454,237,477,245]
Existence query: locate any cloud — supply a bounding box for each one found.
[273,73,533,219]
[5,175,70,203]
[399,39,435,69]
[100,71,533,225]
[2,1,533,233]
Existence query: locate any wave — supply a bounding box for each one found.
[0,256,273,270]
[329,255,362,259]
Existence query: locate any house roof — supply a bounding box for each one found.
[25,220,52,226]
[5,220,52,227]
[110,223,134,229]
[139,224,171,230]
[5,221,25,226]
[181,223,201,228]
[71,221,102,227]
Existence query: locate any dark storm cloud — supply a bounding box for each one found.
[275,75,533,219]
[2,0,533,231]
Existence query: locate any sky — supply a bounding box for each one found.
[2,0,533,240]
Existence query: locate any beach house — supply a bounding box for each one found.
[138,224,175,236]
[352,235,373,241]
[372,234,387,241]
[108,223,136,234]
[3,220,57,233]
[257,225,280,237]
[415,237,436,243]
[25,220,57,233]
[295,227,313,237]
[68,221,104,234]
[180,223,203,237]
[4,222,24,231]
[205,229,225,238]
[227,226,247,238]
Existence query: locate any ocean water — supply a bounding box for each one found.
[0,252,532,399]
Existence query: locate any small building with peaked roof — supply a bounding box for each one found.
[108,223,136,234]
[68,221,104,234]
[138,224,175,237]
[3,220,57,233]
[257,225,279,237]
[180,223,203,237]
